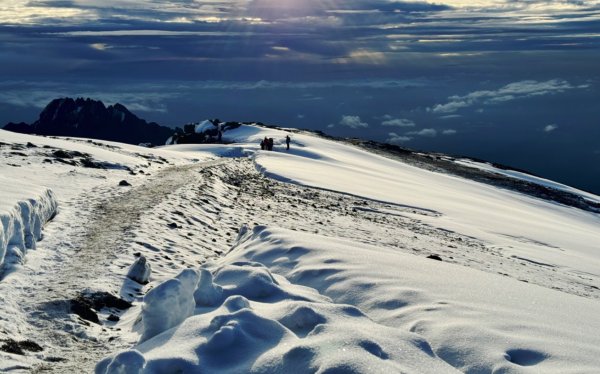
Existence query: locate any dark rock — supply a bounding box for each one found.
[26,142,37,148]
[427,254,443,261]
[80,157,105,169]
[52,149,74,159]
[3,98,175,145]
[70,299,100,324]
[84,291,132,310]
[45,356,67,362]
[55,158,78,166]
[119,180,131,187]
[70,291,132,325]
[167,222,178,229]
[3,122,33,134]
[0,339,43,355]
[107,314,120,322]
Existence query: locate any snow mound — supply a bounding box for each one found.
[97,238,455,373]
[225,226,600,373]
[0,175,57,272]
[127,255,152,284]
[195,120,215,134]
[140,269,199,342]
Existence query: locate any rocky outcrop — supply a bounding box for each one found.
[3,98,176,146]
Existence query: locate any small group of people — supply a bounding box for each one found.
[260,137,274,151]
[260,135,291,151]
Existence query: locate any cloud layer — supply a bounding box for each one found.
[430,80,588,114]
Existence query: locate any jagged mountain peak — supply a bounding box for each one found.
[3,97,175,145]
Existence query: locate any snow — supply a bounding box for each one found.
[454,158,600,204]
[2,124,600,373]
[0,175,57,272]
[194,120,215,134]
[229,226,600,372]
[139,269,199,342]
[126,255,151,284]
[237,125,600,290]
[0,129,216,370]
[98,240,456,373]
[100,225,600,373]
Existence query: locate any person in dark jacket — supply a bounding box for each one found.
[285,135,291,150]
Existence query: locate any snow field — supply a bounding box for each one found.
[100,225,600,373]
[97,229,457,373]
[2,124,600,373]
[239,125,600,298]
[0,129,218,370]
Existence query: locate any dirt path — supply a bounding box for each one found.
[16,160,228,373]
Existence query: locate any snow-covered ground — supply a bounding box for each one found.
[1,125,600,373]
[454,158,600,205]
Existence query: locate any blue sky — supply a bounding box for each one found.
[1,0,599,192]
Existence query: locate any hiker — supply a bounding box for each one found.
[263,137,269,150]
[285,135,291,150]
[268,138,274,151]
[260,139,265,150]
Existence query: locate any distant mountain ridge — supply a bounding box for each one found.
[3,98,175,145]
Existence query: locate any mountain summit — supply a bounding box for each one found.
[3,98,175,145]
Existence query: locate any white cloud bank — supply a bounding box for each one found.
[387,132,412,144]
[381,117,416,127]
[407,128,437,137]
[337,115,369,129]
[429,80,589,114]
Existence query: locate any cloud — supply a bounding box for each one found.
[387,132,412,144]
[0,82,172,112]
[429,80,588,114]
[544,124,559,132]
[338,115,369,129]
[442,129,457,135]
[407,128,437,137]
[381,117,416,127]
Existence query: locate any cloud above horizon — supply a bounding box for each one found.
[429,80,589,114]
[336,115,369,129]
[381,116,416,127]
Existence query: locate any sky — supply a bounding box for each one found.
[1,0,599,193]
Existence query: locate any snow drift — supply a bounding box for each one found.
[98,225,600,373]
[0,175,57,272]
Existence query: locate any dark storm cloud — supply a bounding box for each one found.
[4,0,600,77]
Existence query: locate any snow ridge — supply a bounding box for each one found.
[0,176,57,273]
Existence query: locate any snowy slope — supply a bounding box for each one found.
[0,129,217,371]
[454,158,600,204]
[97,124,600,373]
[244,126,600,291]
[1,125,600,373]
[0,130,216,272]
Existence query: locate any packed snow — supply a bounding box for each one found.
[1,124,599,373]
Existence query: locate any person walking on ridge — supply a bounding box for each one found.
[285,135,291,150]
